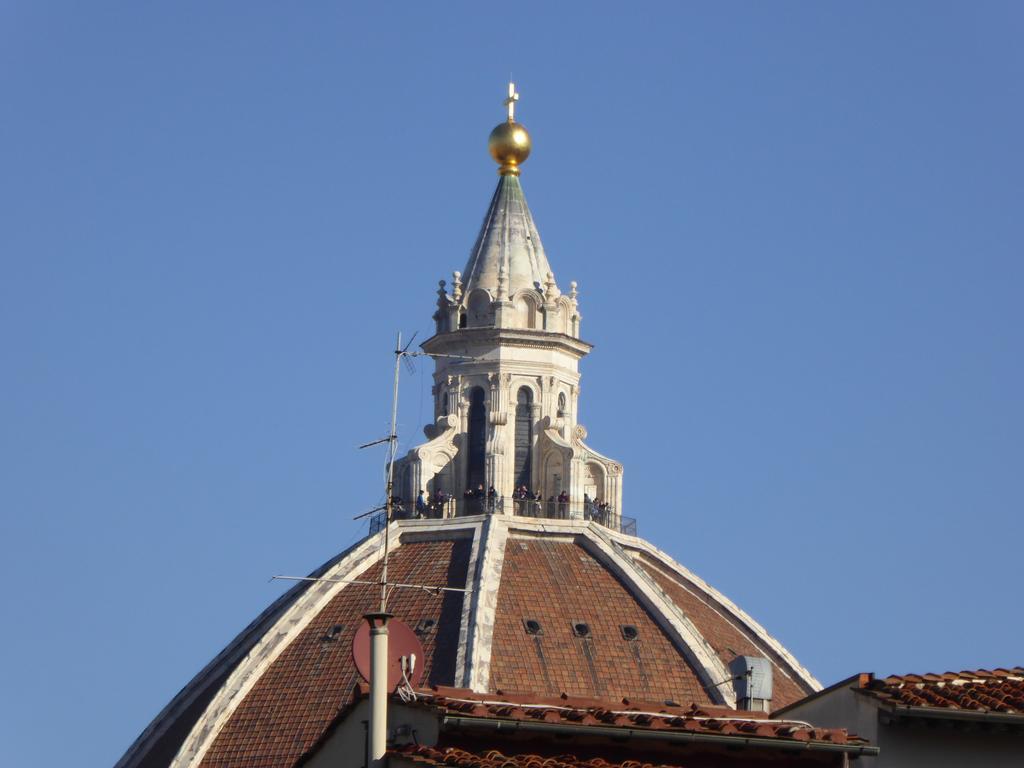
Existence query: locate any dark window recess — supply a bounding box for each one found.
[466,387,486,491]
[523,618,543,636]
[620,624,639,641]
[571,621,591,638]
[323,624,345,642]
[414,618,436,636]
[513,387,533,489]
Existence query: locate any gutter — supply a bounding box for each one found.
[883,705,1024,726]
[441,715,880,757]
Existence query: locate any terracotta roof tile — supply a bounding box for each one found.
[391,745,690,768]
[489,540,708,703]
[198,539,472,768]
[415,691,864,746]
[862,667,1024,713]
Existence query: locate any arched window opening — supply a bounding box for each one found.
[466,387,486,493]
[458,312,467,329]
[557,392,567,417]
[514,387,533,491]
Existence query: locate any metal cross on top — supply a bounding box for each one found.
[505,81,519,122]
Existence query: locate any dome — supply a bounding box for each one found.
[117,85,823,768]
[117,515,820,768]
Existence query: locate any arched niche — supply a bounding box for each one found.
[557,296,574,335]
[582,461,605,501]
[430,454,454,502]
[401,465,412,503]
[544,452,564,501]
[466,289,493,328]
[513,292,539,329]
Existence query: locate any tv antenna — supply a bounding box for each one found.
[354,331,485,613]
[268,334,485,606]
[269,331,487,767]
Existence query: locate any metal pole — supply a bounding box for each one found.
[380,331,402,613]
[364,334,402,767]
[364,612,392,767]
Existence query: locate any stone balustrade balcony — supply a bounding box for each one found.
[371,496,637,537]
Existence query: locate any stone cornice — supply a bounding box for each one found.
[421,328,593,358]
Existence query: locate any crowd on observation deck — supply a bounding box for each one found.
[384,485,613,523]
[371,482,633,536]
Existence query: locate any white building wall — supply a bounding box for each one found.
[877,722,1022,768]
[407,325,622,511]
[780,682,1024,768]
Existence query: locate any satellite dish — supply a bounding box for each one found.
[352,618,426,692]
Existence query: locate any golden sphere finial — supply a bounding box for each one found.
[488,82,531,176]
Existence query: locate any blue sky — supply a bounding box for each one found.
[1,2,1021,766]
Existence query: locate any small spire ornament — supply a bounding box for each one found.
[488,82,532,176]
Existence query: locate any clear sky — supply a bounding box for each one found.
[1,2,1021,766]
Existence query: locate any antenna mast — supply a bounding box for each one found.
[366,332,479,613]
[379,330,408,613]
[358,331,482,768]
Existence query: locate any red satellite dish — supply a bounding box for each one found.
[352,617,426,692]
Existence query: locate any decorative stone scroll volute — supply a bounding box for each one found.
[394,84,622,515]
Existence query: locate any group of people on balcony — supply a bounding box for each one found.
[376,486,499,518]
[379,485,630,537]
[582,492,613,525]
[511,486,568,519]
[397,485,613,524]
[455,483,496,511]
[513,485,544,501]
[408,488,452,519]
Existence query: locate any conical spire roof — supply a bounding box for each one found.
[462,173,555,297]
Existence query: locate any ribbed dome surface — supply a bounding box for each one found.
[117,516,820,768]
